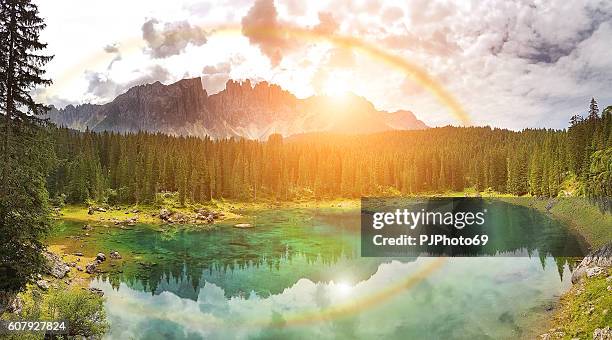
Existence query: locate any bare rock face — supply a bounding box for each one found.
[47,78,428,140]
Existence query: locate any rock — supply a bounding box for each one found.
[82,224,93,230]
[87,287,104,297]
[96,252,106,262]
[9,296,22,314]
[74,252,84,256]
[131,209,140,213]
[36,280,49,290]
[85,262,97,274]
[76,266,83,271]
[88,206,95,215]
[572,243,612,284]
[110,251,121,259]
[159,208,172,221]
[97,207,107,212]
[586,266,603,278]
[234,223,253,229]
[43,251,70,279]
[593,327,611,340]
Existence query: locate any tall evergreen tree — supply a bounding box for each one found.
[0,0,54,304]
[588,97,599,120]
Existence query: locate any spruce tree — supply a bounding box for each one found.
[0,0,54,300]
[588,97,599,120]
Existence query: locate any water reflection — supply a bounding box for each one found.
[92,256,573,340]
[47,204,587,339]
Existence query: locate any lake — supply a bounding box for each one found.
[49,201,587,339]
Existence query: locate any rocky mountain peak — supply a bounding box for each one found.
[47,77,427,140]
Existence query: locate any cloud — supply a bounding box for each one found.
[314,12,339,35]
[241,0,294,67]
[202,62,233,94]
[103,43,122,69]
[103,44,120,54]
[86,65,172,101]
[142,18,208,59]
[201,55,247,94]
[240,2,344,67]
[326,47,354,68]
[381,6,404,23]
[283,0,307,16]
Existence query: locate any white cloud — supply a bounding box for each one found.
[34,0,612,129]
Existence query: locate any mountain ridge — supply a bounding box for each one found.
[47,78,428,140]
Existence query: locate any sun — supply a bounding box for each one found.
[322,72,352,98]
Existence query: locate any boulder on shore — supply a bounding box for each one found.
[571,243,612,284]
[43,251,70,279]
[36,280,49,290]
[96,253,106,262]
[85,262,97,274]
[159,208,172,221]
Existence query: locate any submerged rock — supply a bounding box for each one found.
[110,251,121,259]
[234,223,253,229]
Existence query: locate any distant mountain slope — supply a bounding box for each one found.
[47,78,427,139]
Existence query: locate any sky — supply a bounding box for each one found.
[34,0,612,129]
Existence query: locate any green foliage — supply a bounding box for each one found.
[0,0,54,294]
[0,127,54,293]
[585,148,612,198]
[46,103,611,205]
[1,286,108,339]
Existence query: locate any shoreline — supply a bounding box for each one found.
[46,196,610,338]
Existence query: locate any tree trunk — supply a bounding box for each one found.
[2,3,17,192]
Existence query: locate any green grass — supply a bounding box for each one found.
[57,197,361,226]
[550,267,612,339]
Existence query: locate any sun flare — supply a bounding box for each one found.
[322,73,352,98]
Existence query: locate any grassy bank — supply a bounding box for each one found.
[500,197,612,339]
[498,197,612,249]
[56,198,360,226]
[546,267,612,339]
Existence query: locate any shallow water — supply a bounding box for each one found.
[49,203,585,339]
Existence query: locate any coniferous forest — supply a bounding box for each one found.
[47,100,611,206]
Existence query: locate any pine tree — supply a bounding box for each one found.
[588,97,599,120]
[0,0,54,297]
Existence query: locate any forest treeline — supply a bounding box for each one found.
[46,100,611,205]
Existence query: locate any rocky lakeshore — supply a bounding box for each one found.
[540,243,612,339]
